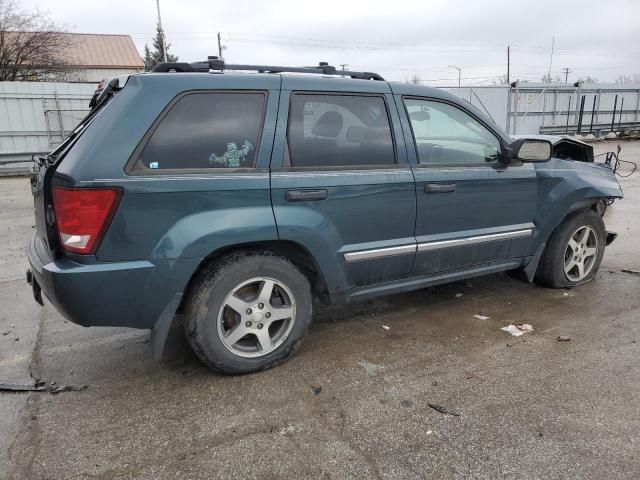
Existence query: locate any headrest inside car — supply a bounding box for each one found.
[311,111,343,138]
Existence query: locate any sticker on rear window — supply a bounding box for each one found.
[208,140,254,168]
[149,162,159,169]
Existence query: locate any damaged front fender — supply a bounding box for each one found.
[525,158,622,263]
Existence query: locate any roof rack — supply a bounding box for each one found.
[150,57,384,81]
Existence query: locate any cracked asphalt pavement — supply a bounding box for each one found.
[1,142,639,479]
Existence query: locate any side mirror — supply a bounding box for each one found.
[508,138,552,162]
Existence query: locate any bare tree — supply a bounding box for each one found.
[0,0,75,81]
[615,74,640,85]
[492,74,509,85]
[540,73,562,84]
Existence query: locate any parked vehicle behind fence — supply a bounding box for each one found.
[27,60,623,374]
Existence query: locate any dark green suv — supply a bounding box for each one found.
[27,60,622,374]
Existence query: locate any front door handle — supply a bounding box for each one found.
[285,189,328,202]
[424,183,457,194]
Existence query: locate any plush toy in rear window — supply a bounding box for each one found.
[209,140,254,168]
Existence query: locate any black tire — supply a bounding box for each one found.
[535,209,606,288]
[183,252,312,374]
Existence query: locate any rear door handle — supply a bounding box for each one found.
[285,189,328,202]
[424,183,457,194]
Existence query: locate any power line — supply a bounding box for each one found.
[126,30,639,57]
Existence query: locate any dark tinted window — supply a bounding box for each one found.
[288,94,395,167]
[136,92,265,170]
[404,98,501,165]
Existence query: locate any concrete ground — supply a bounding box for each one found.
[1,142,639,480]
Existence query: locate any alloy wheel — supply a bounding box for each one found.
[217,277,296,358]
[564,226,598,282]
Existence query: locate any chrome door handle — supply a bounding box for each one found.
[424,183,457,194]
[285,189,328,202]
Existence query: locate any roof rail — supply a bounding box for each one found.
[150,57,384,81]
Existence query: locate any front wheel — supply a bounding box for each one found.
[535,209,606,288]
[183,252,312,374]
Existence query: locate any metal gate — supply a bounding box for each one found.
[43,94,89,148]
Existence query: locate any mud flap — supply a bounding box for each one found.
[523,242,546,283]
[605,231,618,246]
[151,293,182,361]
[26,269,44,306]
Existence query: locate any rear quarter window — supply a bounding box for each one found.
[130,91,266,172]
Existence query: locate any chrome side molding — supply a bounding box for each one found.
[417,229,532,252]
[343,228,533,262]
[343,244,417,262]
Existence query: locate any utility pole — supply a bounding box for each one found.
[449,65,462,88]
[217,32,223,60]
[546,36,555,83]
[562,67,571,84]
[506,45,510,84]
[339,64,348,77]
[156,0,168,62]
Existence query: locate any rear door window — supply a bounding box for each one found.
[134,92,266,171]
[287,94,395,168]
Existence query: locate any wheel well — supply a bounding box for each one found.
[567,198,609,217]
[177,241,329,313]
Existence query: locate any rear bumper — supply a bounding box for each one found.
[26,232,199,329]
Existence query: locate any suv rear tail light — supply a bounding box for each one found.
[52,187,122,254]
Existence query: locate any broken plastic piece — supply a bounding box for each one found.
[473,314,490,320]
[501,324,534,336]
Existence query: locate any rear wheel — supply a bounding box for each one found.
[535,209,606,288]
[184,252,312,374]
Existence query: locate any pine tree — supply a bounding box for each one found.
[143,22,178,71]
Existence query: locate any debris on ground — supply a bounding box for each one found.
[0,382,88,393]
[556,336,571,342]
[428,403,460,417]
[381,325,390,331]
[501,324,534,336]
[311,386,322,395]
[563,292,570,296]
[426,430,433,435]
[473,314,490,320]
[358,360,384,375]
[455,293,464,298]
[621,269,640,276]
[0,383,48,392]
[113,344,126,350]
[50,385,88,394]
